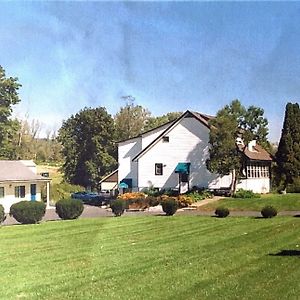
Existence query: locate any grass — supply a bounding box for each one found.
[37,165,63,185]
[0,216,300,299]
[200,193,300,211]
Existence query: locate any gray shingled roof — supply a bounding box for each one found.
[0,161,50,182]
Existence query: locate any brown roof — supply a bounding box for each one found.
[0,161,50,182]
[100,169,118,183]
[239,144,273,161]
[189,111,214,126]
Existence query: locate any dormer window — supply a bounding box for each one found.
[162,136,169,143]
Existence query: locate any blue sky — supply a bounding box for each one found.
[1,2,300,142]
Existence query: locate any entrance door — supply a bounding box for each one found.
[30,184,37,201]
[179,173,189,194]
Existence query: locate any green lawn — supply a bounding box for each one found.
[201,193,300,211]
[1,216,300,299]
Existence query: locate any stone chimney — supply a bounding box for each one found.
[248,140,256,152]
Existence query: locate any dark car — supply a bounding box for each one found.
[71,192,110,206]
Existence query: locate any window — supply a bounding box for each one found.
[0,187,4,198]
[15,186,25,198]
[162,136,169,142]
[246,163,270,178]
[180,173,189,183]
[155,163,163,175]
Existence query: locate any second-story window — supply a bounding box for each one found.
[155,163,163,175]
[162,136,169,142]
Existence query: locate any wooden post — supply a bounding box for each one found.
[46,181,50,208]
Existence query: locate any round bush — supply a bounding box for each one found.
[110,200,125,217]
[261,206,277,218]
[161,198,178,216]
[147,196,160,207]
[215,207,230,218]
[55,199,84,220]
[10,201,46,224]
[0,204,5,224]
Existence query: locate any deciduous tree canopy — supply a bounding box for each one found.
[58,107,117,189]
[206,99,269,194]
[0,65,21,159]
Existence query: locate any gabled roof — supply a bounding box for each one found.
[0,161,50,182]
[132,110,214,161]
[117,119,176,144]
[100,169,118,183]
[238,144,273,161]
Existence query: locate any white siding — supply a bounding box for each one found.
[137,117,218,190]
[141,123,171,149]
[208,174,232,190]
[237,178,270,193]
[0,182,44,213]
[118,138,141,189]
[118,114,271,194]
[101,182,117,191]
[118,123,170,190]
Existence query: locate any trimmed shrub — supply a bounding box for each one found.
[147,196,160,207]
[10,201,46,224]
[110,200,125,217]
[0,204,5,224]
[161,198,178,216]
[261,206,277,218]
[177,195,194,208]
[215,207,230,218]
[55,199,84,220]
[234,189,261,199]
[186,190,213,202]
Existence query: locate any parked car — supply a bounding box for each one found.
[71,192,110,206]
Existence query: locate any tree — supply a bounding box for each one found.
[206,99,269,194]
[0,65,21,158]
[58,107,117,189]
[275,102,300,189]
[144,112,181,131]
[114,96,151,141]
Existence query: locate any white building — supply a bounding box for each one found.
[118,110,272,194]
[0,160,51,213]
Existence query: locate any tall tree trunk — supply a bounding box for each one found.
[230,169,238,196]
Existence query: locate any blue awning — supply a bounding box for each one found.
[175,162,190,174]
[119,178,132,189]
[119,182,129,189]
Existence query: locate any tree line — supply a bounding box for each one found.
[1,65,299,193]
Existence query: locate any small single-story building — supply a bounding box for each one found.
[0,160,51,213]
[99,169,118,193]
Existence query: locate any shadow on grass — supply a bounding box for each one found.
[293,214,300,218]
[269,250,300,257]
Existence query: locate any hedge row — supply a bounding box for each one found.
[7,199,84,224]
[214,206,278,218]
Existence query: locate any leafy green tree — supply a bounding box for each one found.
[0,65,21,158]
[275,102,300,189]
[114,96,151,141]
[206,99,269,194]
[58,107,117,189]
[144,112,181,131]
